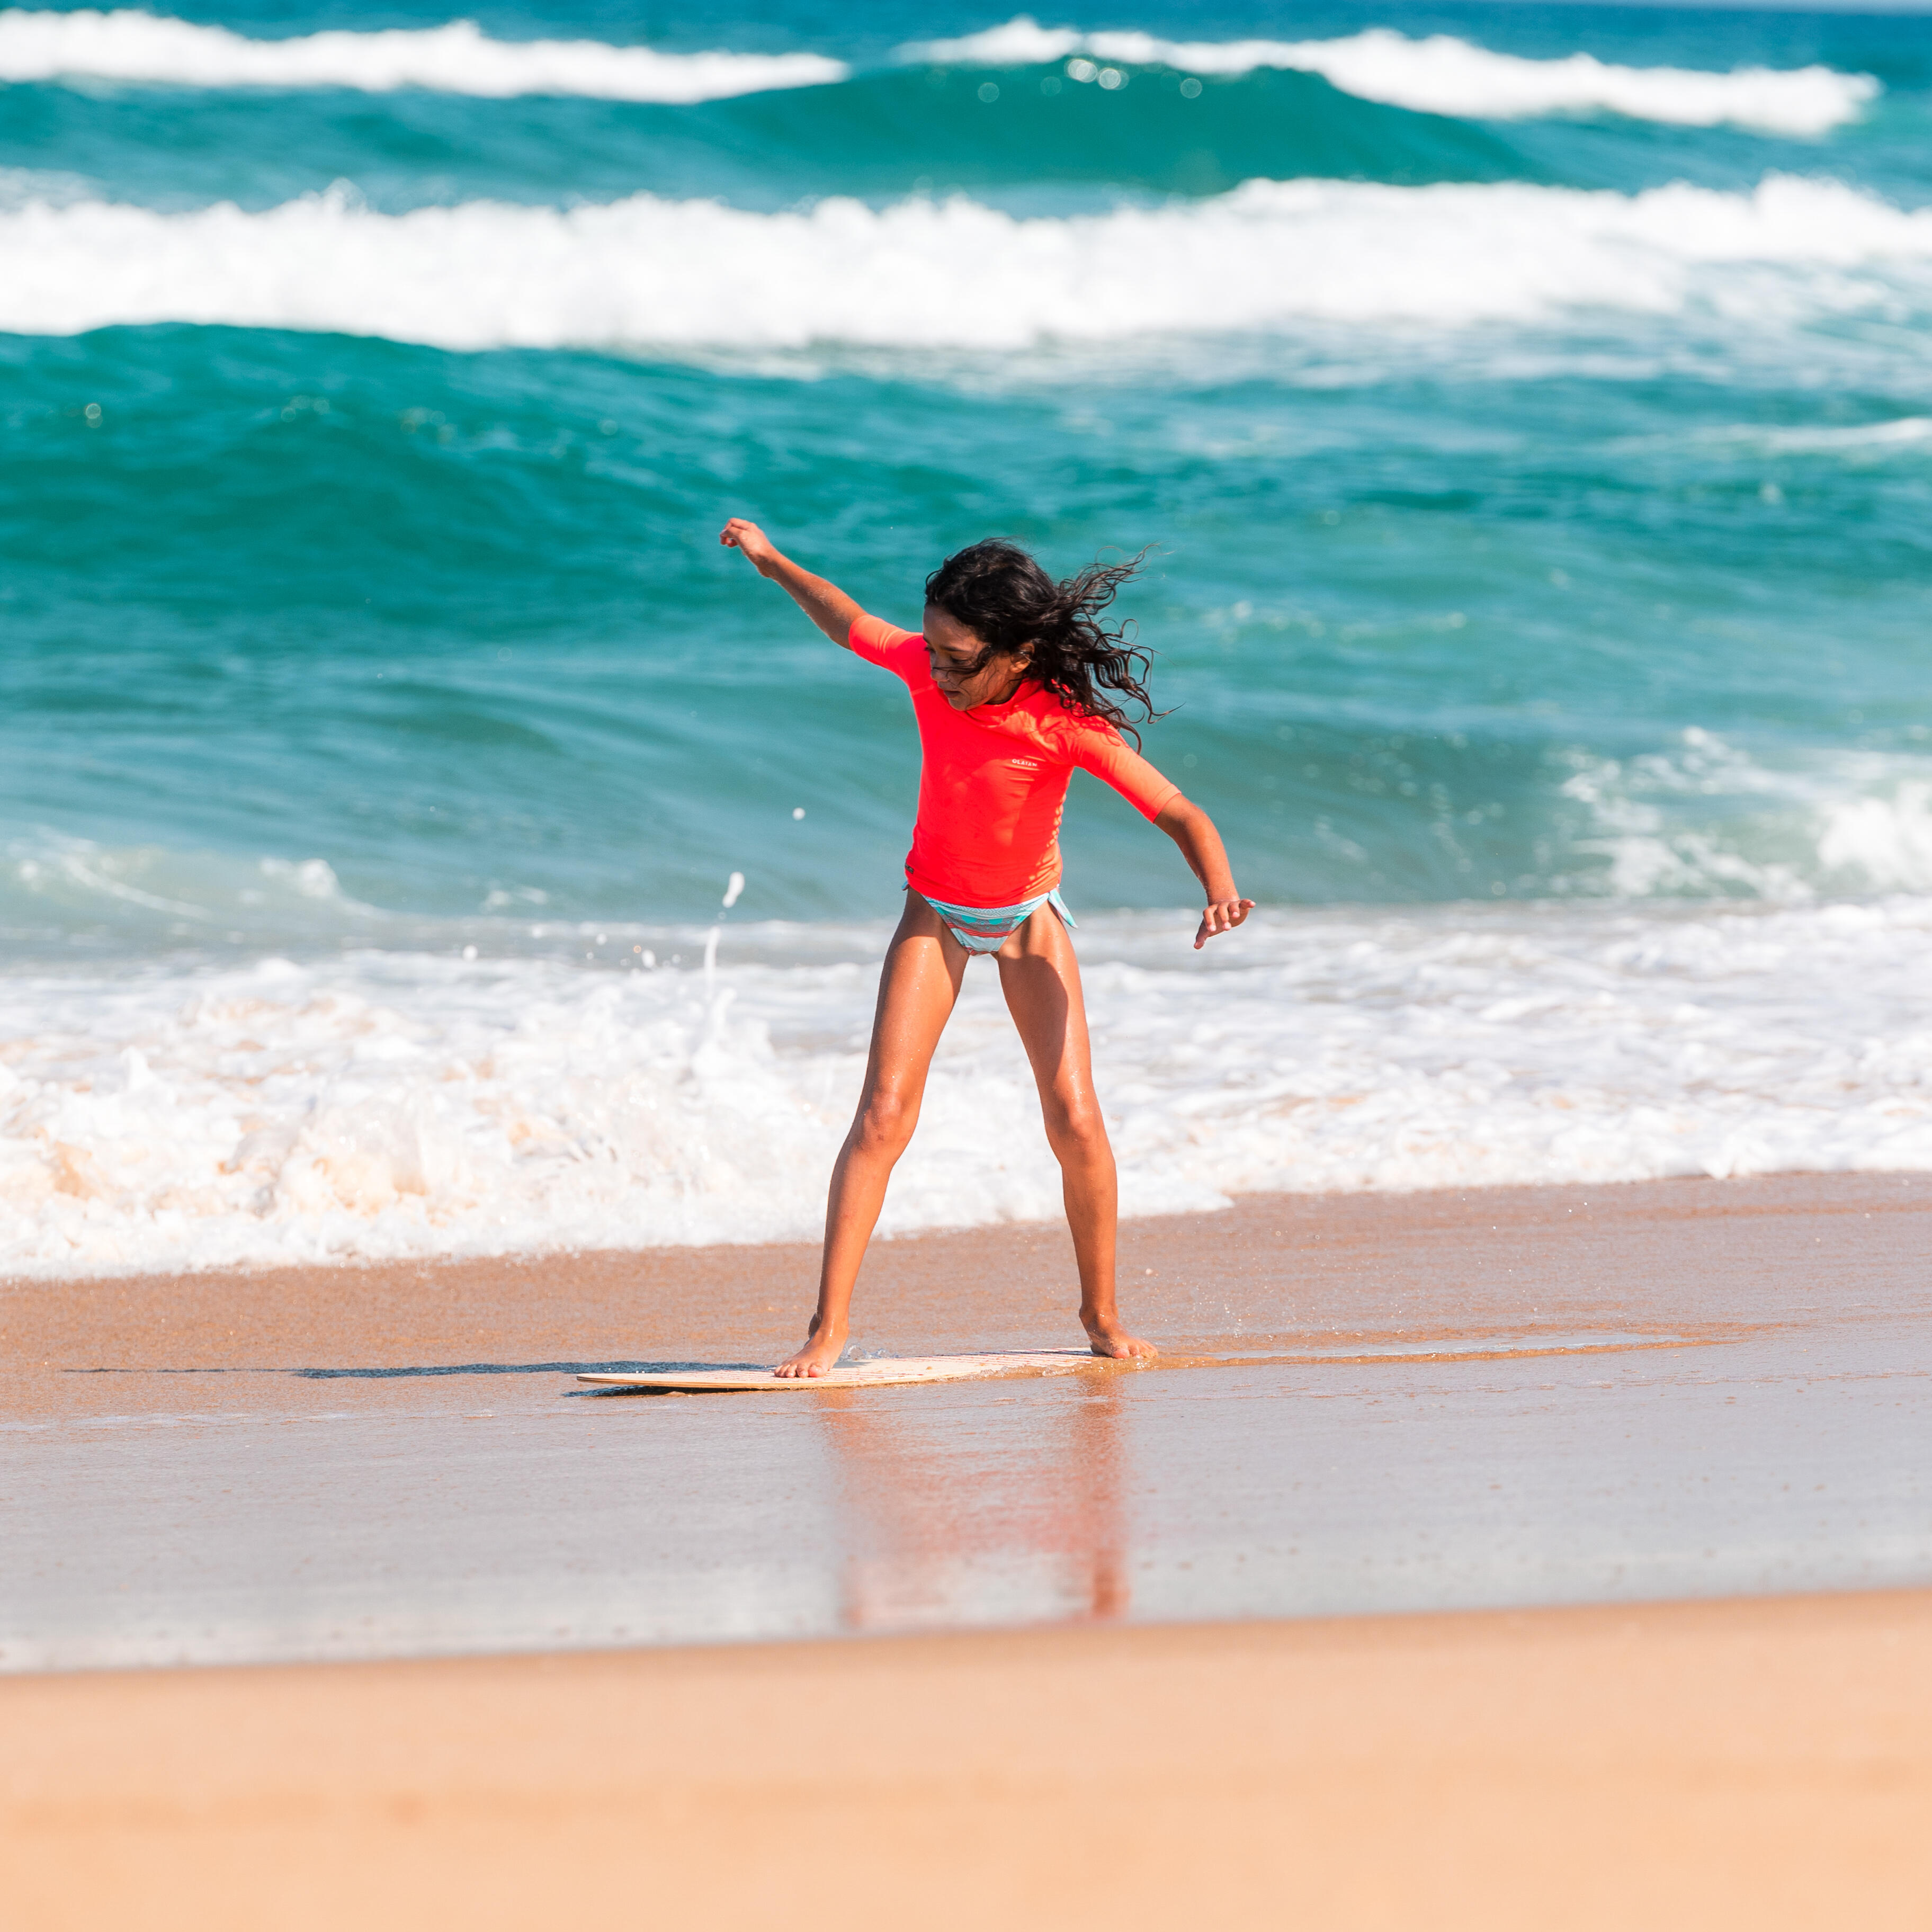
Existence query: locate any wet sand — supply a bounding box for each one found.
[5,1173,1929,1665]
[7,1591,1932,1930]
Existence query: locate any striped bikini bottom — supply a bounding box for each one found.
[918,886,1077,955]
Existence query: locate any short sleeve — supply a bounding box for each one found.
[1068,719,1182,822]
[847,614,927,687]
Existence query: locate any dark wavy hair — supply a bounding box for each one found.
[924,539,1162,745]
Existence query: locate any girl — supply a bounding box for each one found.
[719,520,1253,1378]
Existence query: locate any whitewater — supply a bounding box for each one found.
[5,895,1930,1276]
[905,17,1879,135]
[7,172,1932,350]
[0,8,1879,136]
[0,9,847,102]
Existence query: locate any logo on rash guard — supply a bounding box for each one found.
[1008,758,1042,771]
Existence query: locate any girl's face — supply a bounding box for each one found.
[923,604,1033,711]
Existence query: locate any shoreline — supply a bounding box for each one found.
[11,1168,1930,1377]
[7,1591,1932,1929]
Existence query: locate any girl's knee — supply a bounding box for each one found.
[853,1088,918,1156]
[1043,1098,1111,1159]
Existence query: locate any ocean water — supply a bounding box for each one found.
[3,0,1930,1274]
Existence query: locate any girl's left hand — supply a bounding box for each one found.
[1194,898,1254,949]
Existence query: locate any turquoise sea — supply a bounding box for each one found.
[3,1,1930,1272]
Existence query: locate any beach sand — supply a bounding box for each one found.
[6,1591,1932,1929]
[6,1173,1931,1921]
[12,1168,1928,1394]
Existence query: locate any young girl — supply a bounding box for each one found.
[719,520,1254,1378]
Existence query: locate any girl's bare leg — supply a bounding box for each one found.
[995,908,1156,1360]
[776,895,968,1378]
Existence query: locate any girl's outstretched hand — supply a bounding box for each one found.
[717,520,863,645]
[719,516,780,576]
[1194,897,1255,950]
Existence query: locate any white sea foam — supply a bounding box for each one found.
[901,19,1878,137]
[0,8,845,101]
[1558,731,1932,901]
[5,172,1932,351]
[3,896,1928,1276]
[1818,783,1932,892]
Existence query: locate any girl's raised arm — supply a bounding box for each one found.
[719,518,864,648]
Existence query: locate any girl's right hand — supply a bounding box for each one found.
[720,517,780,576]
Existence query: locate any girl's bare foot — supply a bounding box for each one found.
[1085,1321,1158,1362]
[774,1318,846,1379]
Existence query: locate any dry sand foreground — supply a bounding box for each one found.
[6,1590,1932,1931]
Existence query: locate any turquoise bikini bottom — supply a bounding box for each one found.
[917,886,1077,955]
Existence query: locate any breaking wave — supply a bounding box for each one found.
[0,8,846,102]
[5,173,1932,351]
[1557,732,1932,902]
[901,18,1879,137]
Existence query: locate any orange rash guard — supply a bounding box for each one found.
[848,613,1182,908]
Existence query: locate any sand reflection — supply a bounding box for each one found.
[815,1377,1130,1634]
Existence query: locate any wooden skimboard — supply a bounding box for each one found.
[577,1350,1095,1392]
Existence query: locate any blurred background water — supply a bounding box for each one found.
[3,0,1929,1272]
